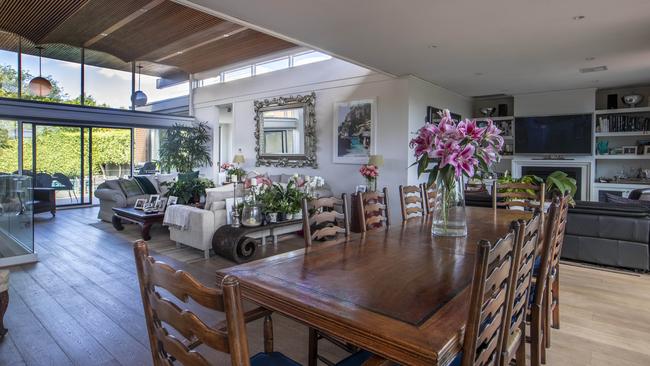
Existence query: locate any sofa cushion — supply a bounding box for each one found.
[605,193,650,210]
[118,178,144,197]
[205,185,242,210]
[211,201,226,210]
[104,179,122,192]
[133,176,158,194]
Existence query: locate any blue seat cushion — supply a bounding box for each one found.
[250,352,301,366]
[533,255,542,276]
[449,351,463,366]
[336,350,373,366]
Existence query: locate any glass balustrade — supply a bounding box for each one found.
[0,174,34,264]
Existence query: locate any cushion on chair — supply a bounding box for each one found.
[335,350,373,366]
[133,176,158,194]
[449,351,462,366]
[118,178,144,197]
[250,352,301,366]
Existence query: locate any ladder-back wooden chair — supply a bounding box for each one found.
[544,193,569,347]
[398,185,425,222]
[449,225,518,366]
[498,212,542,366]
[133,241,300,366]
[492,182,545,213]
[528,197,562,366]
[421,183,436,214]
[357,187,390,232]
[302,194,350,247]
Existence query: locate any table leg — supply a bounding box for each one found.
[141,222,153,241]
[112,215,124,231]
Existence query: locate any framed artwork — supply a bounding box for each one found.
[425,106,461,124]
[155,198,167,212]
[622,146,637,155]
[134,199,146,210]
[333,98,377,164]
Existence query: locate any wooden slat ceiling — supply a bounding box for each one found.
[0,0,297,79]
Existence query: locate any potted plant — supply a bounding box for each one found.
[258,186,279,223]
[159,122,212,173]
[162,177,215,205]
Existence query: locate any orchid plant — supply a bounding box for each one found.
[410,110,504,188]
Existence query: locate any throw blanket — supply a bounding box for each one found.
[163,205,194,231]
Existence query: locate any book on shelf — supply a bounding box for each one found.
[596,114,650,133]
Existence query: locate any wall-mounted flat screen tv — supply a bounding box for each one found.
[514,114,592,155]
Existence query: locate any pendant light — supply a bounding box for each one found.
[28,46,52,97]
[131,64,148,107]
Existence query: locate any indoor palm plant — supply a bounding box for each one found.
[159,121,212,173]
[162,177,215,205]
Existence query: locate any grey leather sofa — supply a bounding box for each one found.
[563,201,650,272]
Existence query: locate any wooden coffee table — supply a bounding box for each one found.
[112,207,164,241]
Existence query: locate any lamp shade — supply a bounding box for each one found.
[368,154,384,167]
[131,90,148,107]
[233,154,245,164]
[28,76,52,97]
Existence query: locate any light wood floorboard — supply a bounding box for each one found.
[0,207,648,365]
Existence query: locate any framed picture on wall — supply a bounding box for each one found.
[333,98,377,164]
[425,106,461,124]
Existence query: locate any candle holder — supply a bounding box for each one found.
[231,181,241,228]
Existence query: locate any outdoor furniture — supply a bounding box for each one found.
[216,207,531,365]
[53,172,78,203]
[34,172,53,188]
[0,269,8,339]
[212,219,303,263]
[30,188,56,216]
[133,241,300,366]
[136,161,157,175]
[112,207,164,241]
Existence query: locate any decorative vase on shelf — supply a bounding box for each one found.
[431,175,467,237]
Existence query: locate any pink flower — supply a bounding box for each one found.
[484,120,504,150]
[360,164,379,178]
[409,124,435,158]
[458,119,484,141]
[450,144,478,178]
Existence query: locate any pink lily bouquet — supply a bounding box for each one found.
[410,109,503,236]
[410,110,503,186]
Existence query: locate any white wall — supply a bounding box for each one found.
[514,88,596,116]
[193,58,469,221]
[406,76,473,185]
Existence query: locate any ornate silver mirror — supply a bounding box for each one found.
[254,92,317,168]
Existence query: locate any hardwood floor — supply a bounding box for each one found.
[0,207,649,366]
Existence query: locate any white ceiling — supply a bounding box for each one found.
[179,0,650,97]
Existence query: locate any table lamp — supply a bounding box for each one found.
[233,149,245,166]
[368,154,384,167]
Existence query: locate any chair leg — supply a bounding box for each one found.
[308,328,318,366]
[515,324,526,366]
[263,315,274,353]
[552,270,560,329]
[0,290,8,339]
[544,283,552,349]
[531,305,543,366]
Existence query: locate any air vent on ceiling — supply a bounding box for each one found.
[580,65,607,73]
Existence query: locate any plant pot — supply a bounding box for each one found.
[293,211,303,220]
[284,212,294,221]
[267,212,278,223]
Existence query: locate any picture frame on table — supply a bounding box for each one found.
[333,98,377,164]
[134,199,146,210]
[167,196,178,206]
[155,198,167,212]
[622,146,638,155]
[147,194,160,205]
[355,185,367,193]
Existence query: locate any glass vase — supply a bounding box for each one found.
[241,203,262,227]
[366,178,377,192]
[431,175,467,237]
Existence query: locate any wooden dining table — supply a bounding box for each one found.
[216,207,531,366]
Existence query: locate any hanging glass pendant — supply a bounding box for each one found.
[28,47,52,97]
[131,64,148,107]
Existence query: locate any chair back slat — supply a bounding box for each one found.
[462,228,517,366]
[358,187,390,232]
[549,195,569,270]
[399,184,425,222]
[134,241,252,366]
[421,183,437,214]
[492,182,545,212]
[302,194,350,247]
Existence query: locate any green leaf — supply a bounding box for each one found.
[417,157,429,177]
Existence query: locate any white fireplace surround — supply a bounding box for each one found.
[511,158,594,201]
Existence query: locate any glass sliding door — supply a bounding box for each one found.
[90,127,132,204]
[33,125,84,206]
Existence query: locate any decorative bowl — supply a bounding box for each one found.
[622,94,643,107]
[479,107,495,116]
